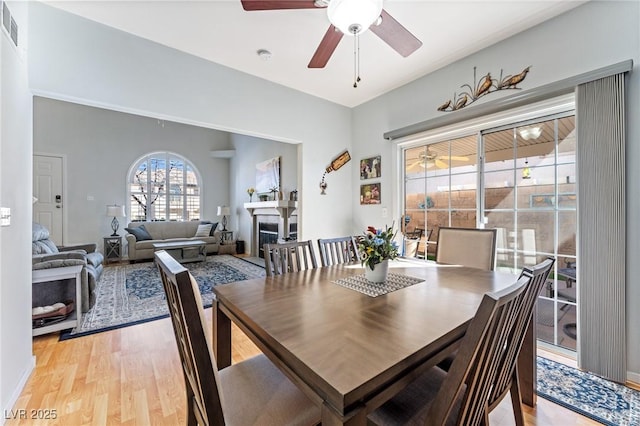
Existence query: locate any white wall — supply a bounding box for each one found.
[1,0,35,416]
[351,1,640,380]
[33,97,235,250]
[28,2,354,246]
[229,134,298,249]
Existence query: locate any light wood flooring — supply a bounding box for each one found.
[9,310,600,425]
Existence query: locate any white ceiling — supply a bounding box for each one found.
[45,0,585,107]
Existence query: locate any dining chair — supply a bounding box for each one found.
[154,250,321,426]
[435,227,497,270]
[317,236,360,267]
[484,257,555,423]
[403,229,422,258]
[368,273,532,426]
[264,240,318,276]
[416,228,433,259]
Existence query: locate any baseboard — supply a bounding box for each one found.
[627,371,640,390]
[1,355,35,425]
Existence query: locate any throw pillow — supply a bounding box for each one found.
[201,221,219,236]
[125,225,153,241]
[194,223,213,238]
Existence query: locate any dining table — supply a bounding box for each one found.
[212,257,537,425]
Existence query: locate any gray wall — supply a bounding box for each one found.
[28,1,354,245]
[33,97,234,250]
[1,0,34,414]
[351,1,640,381]
[229,134,298,248]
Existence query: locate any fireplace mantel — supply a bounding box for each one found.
[243,200,297,218]
[244,200,298,256]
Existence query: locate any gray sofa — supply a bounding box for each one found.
[125,221,221,262]
[32,222,104,312]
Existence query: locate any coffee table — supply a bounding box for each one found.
[152,240,207,263]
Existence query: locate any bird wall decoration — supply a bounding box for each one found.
[437,65,532,112]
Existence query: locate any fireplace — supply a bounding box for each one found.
[258,222,279,258]
[244,200,298,257]
[257,221,298,258]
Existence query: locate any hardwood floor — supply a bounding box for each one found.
[9,311,599,425]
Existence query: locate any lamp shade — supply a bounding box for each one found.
[217,206,230,217]
[106,204,126,217]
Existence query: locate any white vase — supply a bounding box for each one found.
[365,259,389,283]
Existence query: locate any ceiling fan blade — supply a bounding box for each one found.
[406,159,423,170]
[370,9,422,57]
[450,155,470,161]
[308,25,343,68]
[435,159,448,169]
[241,0,320,11]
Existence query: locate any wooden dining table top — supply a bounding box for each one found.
[213,258,519,421]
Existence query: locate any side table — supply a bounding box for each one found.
[32,265,83,336]
[220,230,234,244]
[104,236,122,264]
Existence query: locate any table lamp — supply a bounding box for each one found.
[106,204,126,236]
[217,205,230,231]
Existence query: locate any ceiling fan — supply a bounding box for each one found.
[407,150,470,170]
[240,0,422,69]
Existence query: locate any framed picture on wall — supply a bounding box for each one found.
[255,157,281,195]
[360,155,381,180]
[360,183,381,205]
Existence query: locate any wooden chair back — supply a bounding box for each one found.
[487,257,555,416]
[155,250,225,426]
[405,229,423,239]
[425,274,531,426]
[317,236,360,266]
[416,228,432,259]
[264,240,318,276]
[435,227,497,270]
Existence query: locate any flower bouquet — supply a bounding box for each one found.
[358,223,399,282]
[247,187,255,201]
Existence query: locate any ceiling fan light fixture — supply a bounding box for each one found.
[327,0,383,35]
[519,126,542,140]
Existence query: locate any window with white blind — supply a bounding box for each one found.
[128,152,201,222]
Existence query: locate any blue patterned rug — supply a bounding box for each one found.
[537,357,640,425]
[60,255,265,339]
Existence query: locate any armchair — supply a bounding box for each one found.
[32,223,104,312]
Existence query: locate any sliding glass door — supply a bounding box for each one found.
[402,112,577,352]
[482,113,577,351]
[404,135,478,258]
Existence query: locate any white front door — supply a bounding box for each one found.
[33,154,64,244]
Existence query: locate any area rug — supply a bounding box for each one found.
[537,357,640,425]
[60,255,265,339]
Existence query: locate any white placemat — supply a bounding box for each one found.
[332,273,424,297]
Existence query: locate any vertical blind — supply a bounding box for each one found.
[576,73,626,383]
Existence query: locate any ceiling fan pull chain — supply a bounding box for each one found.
[356,33,361,84]
[353,32,358,88]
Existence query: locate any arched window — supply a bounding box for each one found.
[128,152,201,222]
